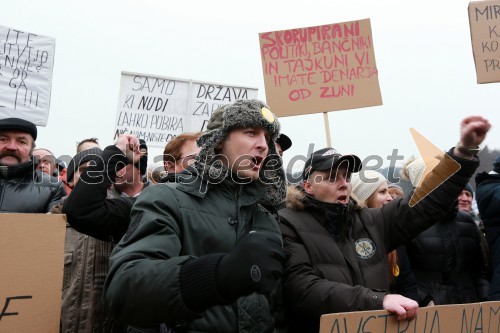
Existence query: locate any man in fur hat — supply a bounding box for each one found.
[0,117,65,212]
[104,99,287,332]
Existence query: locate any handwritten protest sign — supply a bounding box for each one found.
[259,19,382,117]
[0,25,55,125]
[320,301,500,333]
[114,72,258,148]
[469,1,500,83]
[0,214,66,333]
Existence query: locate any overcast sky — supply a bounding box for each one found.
[2,0,499,172]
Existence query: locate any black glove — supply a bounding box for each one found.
[215,231,285,301]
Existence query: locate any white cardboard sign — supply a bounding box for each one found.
[114,72,258,148]
[0,25,55,125]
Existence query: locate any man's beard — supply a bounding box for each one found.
[0,151,22,164]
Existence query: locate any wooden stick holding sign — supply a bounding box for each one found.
[323,112,332,147]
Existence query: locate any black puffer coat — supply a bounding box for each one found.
[0,159,66,212]
[406,209,489,305]
[278,153,478,333]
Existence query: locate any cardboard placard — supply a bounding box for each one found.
[469,1,500,84]
[114,72,258,148]
[320,301,500,333]
[259,19,382,117]
[0,25,56,125]
[0,214,66,333]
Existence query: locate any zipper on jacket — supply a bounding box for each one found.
[0,179,5,210]
[231,185,243,235]
[345,256,359,285]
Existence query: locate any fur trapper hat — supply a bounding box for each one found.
[195,99,286,205]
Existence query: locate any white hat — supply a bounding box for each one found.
[351,170,387,203]
[404,156,440,187]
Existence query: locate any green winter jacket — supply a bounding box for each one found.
[104,171,283,333]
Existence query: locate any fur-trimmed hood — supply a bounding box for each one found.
[285,184,306,211]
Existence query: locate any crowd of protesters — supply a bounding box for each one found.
[0,99,497,333]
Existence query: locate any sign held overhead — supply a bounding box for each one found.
[469,1,500,83]
[0,25,55,125]
[259,19,382,117]
[114,72,258,148]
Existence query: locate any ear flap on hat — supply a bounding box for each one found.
[193,99,286,205]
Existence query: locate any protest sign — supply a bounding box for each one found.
[469,1,500,83]
[320,301,500,333]
[0,214,66,333]
[114,72,258,148]
[259,19,382,117]
[0,25,56,125]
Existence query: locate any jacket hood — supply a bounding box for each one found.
[285,184,306,211]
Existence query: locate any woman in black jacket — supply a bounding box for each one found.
[351,170,419,302]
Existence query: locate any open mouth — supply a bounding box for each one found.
[251,156,264,170]
[337,195,348,204]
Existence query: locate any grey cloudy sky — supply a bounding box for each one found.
[2,0,499,172]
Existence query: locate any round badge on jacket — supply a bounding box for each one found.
[355,238,376,259]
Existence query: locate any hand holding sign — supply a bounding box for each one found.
[382,294,419,321]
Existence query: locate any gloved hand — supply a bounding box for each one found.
[216,231,285,301]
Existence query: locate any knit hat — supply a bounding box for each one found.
[0,118,37,140]
[351,170,387,203]
[493,155,500,174]
[388,183,403,192]
[404,157,425,187]
[67,147,102,183]
[402,156,440,187]
[135,139,148,176]
[464,183,474,196]
[302,148,362,180]
[56,159,67,172]
[195,99,285,205]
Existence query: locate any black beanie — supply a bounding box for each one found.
[135,139,148,176]
[0,118,37,140]
[67,147,103,183]
[464,183,474,196]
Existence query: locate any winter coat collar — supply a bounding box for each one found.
[176,166,265,206]
[285,185,353,237]
[0,158,34,179]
